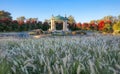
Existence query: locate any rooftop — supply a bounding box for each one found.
[51,15,68,21]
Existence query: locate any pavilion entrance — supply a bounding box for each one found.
[55,22,63,30]
[49,15,69,31]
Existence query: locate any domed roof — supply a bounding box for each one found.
[51,15,68,21]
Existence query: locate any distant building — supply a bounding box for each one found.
[49,15,69,31]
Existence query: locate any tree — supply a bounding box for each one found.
[89,22,98,31]
[25,18,38,30]
[67,15,76,31]
[103,23,113,33]
[112,16,118,23]
[68,15,76,25]
[0,11,13,32]
[98,20,105,31]
[36,21,43,30]
[103,15,114,22]
[113,21,120,33]
[0,10,12,20]
[11,20,19,31]
[68,23,76,31]
[17,16,25,25]
[76,23,82,30]
[26,18,38,24]
[82,23,89,30]
[42,21,50,31]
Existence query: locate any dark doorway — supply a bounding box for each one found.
[55,22,63,30]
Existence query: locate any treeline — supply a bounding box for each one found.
[0,18,50,32]
[69,15,120,33]
[0,10,50,32]
[0,10,120,33]
[74,16,120,33]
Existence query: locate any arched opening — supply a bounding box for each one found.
[55,21,63,30]
[50,15,69,31]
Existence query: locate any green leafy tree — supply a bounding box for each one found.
[0,10,12,20]
[67,15,76,31]
[103,23,113,33]
[36,21,42,29]
[26,18,38,30]
[68,15,76,25]
[42,21,50,31]
[11,20,19,31]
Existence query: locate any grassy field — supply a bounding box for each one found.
[0,34,120,74]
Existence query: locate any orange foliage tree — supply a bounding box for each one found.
[82,23,89,30]
[76,22,82,30]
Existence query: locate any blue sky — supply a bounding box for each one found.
[0,0,120,23]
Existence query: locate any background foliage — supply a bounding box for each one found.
[0,10,120,33]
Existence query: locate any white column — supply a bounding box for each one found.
[51,18,55,31]
[63,20,68,31]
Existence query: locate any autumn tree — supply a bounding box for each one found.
[103,23,113,33]
[82,23,89,30]
[98,20,105,31]
[113,21,120,33]
[17,16,25,25]
[89,21,98,31]
[76,22,82,30]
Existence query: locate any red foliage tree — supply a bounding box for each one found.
[98,20,105,31]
